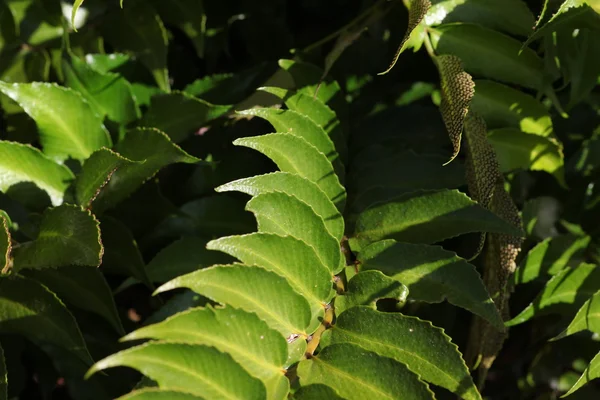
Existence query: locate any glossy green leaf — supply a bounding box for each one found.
[0,275,93,365]
[335,270,409,315]
[208,233,334,326]
[514,234,591,285]
[323,307,481,400]
[0,342,5,400]
[101,2,170,91]
[24,265,124,335]
[0,141,74,206]
[0,82,111,162]
[506,263,600,326]
[470,80,553,137]
[239,108,344,179]
[84,53,131,74]
[118,389,204,400]
[488,128,565,186]
[358,240,503,329]
[145,237,233,284]
[426,0,535,36]
[564,350,600,396]
[217,172,344,241]
[140,92,230,143]
[123,306,289,399]
[298,343,434,400]
[0,215,9,274]
[260,87,348,163]
[75,148,136,209]
[12,205,102,271]
[350,189,523,250]
[88,343,266,400]
[246,192,343,273]
[235,133,346,210]
[157,264,313,339]
[92,128,199,213]
[430,23,545,89]
[153,0,206,58]
[554,290,600,339]
[63,53,140,124]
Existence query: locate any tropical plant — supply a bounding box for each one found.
[0,0,600,399]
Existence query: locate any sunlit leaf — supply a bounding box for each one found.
[298,343,435,400]
[323,307,481,400]
[88,343,267,399]
[12,205,102,272]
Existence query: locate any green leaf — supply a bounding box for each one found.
[71,0,84,28]
[358,240,504,329]
[260,87,348,164]
[435,54,475,163]
[216,172,344,241]
[118,389,204,400]
[246,192,343,273]
[554,290,600,339]
[350,189,523,250]
[553,26,600,108]
[83,53,131,74]
[506,263,600,326]
[88,343,266,400]
[239,108,344,180]
[323,307,481,400]
[208,233,334,327]
[145,237,233,284]
[100,216,151,287]
[63,53,141,124]
[157,264,313,339]
[92,128,199,213]
[140,92,230,143]
[426,0,535,36]
[488,128,565,186]
[12,205,102,272]
[74,148,137,209]
[335,270,409,315]
[101,2,170,91]
[0,82,111,162]
[24,265,124,335]
[514,234,591,285]
[153,0,206,58]
[297,343,434,400]
[234,133,346,211]
[123,306,289,400]
[294,384,346,400]
[277,59,347,122]
[0,342,5,400]
[430,23,545,89]
[470,80,553,137]
[380,0,432,75]
[527,2,600,45]
[0,275,93,365]
[564,350,600,396]
[0,141,74,206]
[0,215,9,274]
